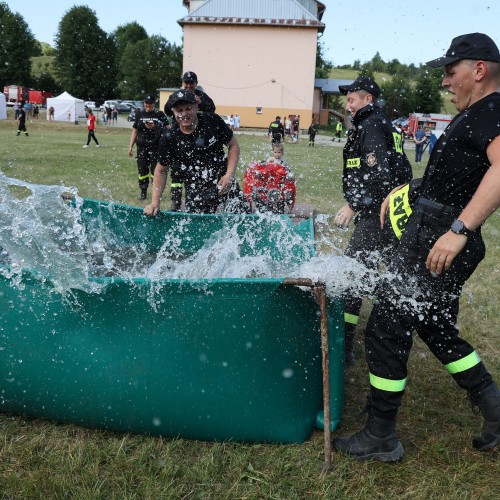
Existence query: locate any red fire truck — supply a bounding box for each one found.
[407,112,453,136]
[3,85,52,105]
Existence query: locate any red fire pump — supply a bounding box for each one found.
[242,161,296,213]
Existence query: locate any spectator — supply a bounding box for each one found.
[128,94,167,200]
[268,115,285,144]
[82,108,99,148]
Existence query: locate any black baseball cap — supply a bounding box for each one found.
[168,89,197,108]
[182,71,198,83]
[339,76,381,98]
[144,94,156,103]
[426,33,500,67]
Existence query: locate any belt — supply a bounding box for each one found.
[416,197,461,217]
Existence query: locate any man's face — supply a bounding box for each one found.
[442,60,477,112]
[172,102,198,131]
[345,91,372,117]
[182,80,197,91]
[144,101,155,111]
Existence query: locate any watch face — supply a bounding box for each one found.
[451,220,467,234]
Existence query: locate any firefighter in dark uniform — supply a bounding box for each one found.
[164,71,216,211]
[335,76,412,366]
[128,94,167,200]
[268,116,285,144]
[144,90,246,215]
[335,33,500,461]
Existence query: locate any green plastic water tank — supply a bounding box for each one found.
[0,199,344,443]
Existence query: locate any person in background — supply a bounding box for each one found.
[335,120,343,142]
[414,126,427,163]
[32,104,39,120]
[48,106,54,121]
[144,90,246,215]
[334,32,500,462]
[16,101,29,137]
[164,71,217,211]
[268,115,285,144]
[291,115,300,142]
[82,108,99,148]
[233,113,240,130]
[14,100,20,120]
[334,75,412,366]
[267,142,291,169]
[308,122,317,147]
[128,94,167,200]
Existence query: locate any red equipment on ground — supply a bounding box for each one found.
[242,161,296,213]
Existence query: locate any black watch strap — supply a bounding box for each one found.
[450,219,472,237]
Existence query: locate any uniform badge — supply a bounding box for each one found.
[366,152,377,167]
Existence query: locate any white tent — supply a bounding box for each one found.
[46,91,85,123]
[0,93,7,120]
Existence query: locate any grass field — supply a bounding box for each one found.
[0,117,498,499]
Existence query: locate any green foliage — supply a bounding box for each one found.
[112,22,149,66]
[316,39,333,78]
[31,72,61,94]
[53,6,118,100]
[0,1,37,86]
[118,36,182,98]
[412,66,444,113]
[380,73,415,120]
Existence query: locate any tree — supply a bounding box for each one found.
[31,72,61,95]
[53,6,118,100]
[412,66,443,113]
[0,2,37,86]
[315,39,333,78]
[112,22,148,62]
[117,36,182,99]
[380,74,414,120]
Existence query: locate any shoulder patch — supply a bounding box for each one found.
[366,152,378,167]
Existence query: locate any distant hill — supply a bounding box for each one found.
[31,55,55,78]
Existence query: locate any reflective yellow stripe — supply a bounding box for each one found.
[346,158,360,168]
[445,351,481,374]
[344,312,359,325]
[389,183,412,240]
[171,183,183,188]
[138,174,150,180]
[392,132,403,154]
[370,373,406,392]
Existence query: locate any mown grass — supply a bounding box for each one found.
[0,116,498,499]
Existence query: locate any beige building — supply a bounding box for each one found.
[160,0,325,129]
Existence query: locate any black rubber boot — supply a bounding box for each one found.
[170,187,182,211]
[469,383,500,451]
[139,188,147,200]
[334,413,404,462]
[344,330,355,367]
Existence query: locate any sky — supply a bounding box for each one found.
[4,0,500,67]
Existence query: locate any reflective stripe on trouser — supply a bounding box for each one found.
[364,211,492,416]
[171,183,183,188]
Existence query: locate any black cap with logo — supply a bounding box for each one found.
[339,76,381,98]
[168,89,197,109]
[144,94,156,103]
[182,71,198,83]
[426,33,500,67]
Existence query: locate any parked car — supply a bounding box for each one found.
[99,100,121,112]
[84,101,99,111]
[127,104,145,122]
[114,103,133,114]
[219,114,232,127]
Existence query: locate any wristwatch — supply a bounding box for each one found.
[450,219,473,237]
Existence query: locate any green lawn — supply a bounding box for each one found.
[0,118,498,498]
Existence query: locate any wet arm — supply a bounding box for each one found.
[426,135,500,273]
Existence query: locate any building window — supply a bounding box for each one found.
[256,107,263,114]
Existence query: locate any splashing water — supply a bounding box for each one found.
[0,173,380,301]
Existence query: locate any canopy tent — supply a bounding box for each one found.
[0,93,7,120]
[46,91,85,123]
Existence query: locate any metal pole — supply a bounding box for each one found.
[282,278,332,471]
